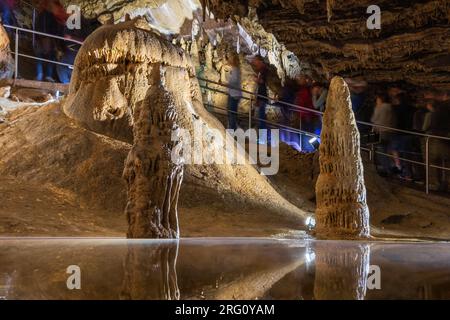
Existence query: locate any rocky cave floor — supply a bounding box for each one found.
[0,88,449,241]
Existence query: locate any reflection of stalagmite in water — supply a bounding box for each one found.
[315,76,370,239]
[121,241,180,300]
[313,242,370,300]
[123,68,184,238]
[63,17,304,237]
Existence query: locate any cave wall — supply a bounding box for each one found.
[208,0,450,90]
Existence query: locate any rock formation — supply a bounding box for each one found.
[0,24,14,79]
[123,68,184,238]
[62,17,305,237]
[315,76,370,239]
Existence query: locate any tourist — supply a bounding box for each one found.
[226,53,242,130]
[0,0,17,26]
[295,74,315,151]
[424,91,450,192]
[311,82,328,112]
[347,78,369,133]
[277,78,298,147]
[34,1,63,82]
[392,92,415,180]
[251,55,269,142]
[0,0,17,40]
[371,92,397,175]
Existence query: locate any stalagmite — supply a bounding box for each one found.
[123,67,184,239]
[315,76,370,239]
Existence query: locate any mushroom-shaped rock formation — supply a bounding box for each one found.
[315,76,370,239]
[64,17,192,142]
[63,18,305,237]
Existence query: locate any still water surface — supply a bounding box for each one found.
[0,238,449,299]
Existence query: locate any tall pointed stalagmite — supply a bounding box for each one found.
[315,76,370,239]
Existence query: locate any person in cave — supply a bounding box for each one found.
[277,78,298,147]
[391,92,415,181]
[312,82,328,113]
[56,16,99,84]
[423,91,450,192]
[34,0,67,82]
[252,55,269,143]
[226,53,242,130]
[311,82,328,139]
[0,0,17,27]
[371,92,397,176]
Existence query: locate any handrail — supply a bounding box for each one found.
[199,76,450,142]
[3,24,84,45]
[1,23,82,81]
[200,77,450,194]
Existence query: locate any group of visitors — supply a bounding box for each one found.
[225,55,450,191]
[226,55,328,148]
[371,88,450,191]
[34,0,90,83]
[0,0,98,83]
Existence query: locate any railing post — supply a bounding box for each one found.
[32,8,36,48]
[249,98,253,130]
[370,143,375,162]
[425,137,430,194]
[299,114,303,151]
[14,28,19,80]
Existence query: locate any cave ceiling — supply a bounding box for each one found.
[63,0,450,89]
[208,0,450,89]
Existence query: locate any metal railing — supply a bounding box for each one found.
[0,23,448,194]
[199,77,450,194]
[2,24,82,80]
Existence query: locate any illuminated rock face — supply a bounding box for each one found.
[315,76,370,239]
[64,17,193,143]
[64,17,305,237]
